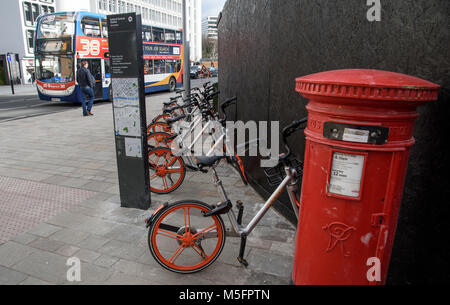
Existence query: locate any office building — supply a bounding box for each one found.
[57,0,202,62]
[0,0,56,84]
[202,15,218,39]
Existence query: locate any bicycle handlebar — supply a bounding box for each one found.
[206,90,220,99]
[282,117,308,138]
[281,117,308,161]
[221,96,237,112]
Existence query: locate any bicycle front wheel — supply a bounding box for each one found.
[147,131,173,149]
[148,200,226,273]
[147,122,172,135]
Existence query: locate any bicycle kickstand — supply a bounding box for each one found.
[237,233,249,267]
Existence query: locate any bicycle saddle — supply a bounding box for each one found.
[164,100,176,106]
[163,105,181,113]
[195,155,227,168]
[166,115,186,124]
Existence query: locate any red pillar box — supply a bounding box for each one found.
[292,69,440,285]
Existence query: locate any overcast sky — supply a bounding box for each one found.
[202,0,227,17]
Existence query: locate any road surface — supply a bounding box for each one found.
[0,77,218,123]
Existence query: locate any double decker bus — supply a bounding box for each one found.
[34,11,183,103]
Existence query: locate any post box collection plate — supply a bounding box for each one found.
[323,122,389,145]
[328,151,367,199]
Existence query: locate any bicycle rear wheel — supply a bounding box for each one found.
[148,147,185,194]
[148,200,226,273]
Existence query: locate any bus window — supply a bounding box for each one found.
[148,59,154,74]
[101,19,108,38]
[152,27,164,42]
[144,31,152,42]
[176,31,182,44]
[37,13,75,39]
[81,17,101,37]
[36,54,74,83]
[165,30,176,44]
[176,59,181,72]
[144,59,152,75]
[166,59,176,74]
[154,59,165,74]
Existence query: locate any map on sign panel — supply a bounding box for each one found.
[112,78,141,137]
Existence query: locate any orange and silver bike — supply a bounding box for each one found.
[145,118,307,273]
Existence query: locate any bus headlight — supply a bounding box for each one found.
[37,84,44,93]
[65,86,75,95]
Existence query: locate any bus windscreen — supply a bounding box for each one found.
[37,13,75,39]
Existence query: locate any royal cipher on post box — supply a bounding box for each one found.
[292,69,440,285]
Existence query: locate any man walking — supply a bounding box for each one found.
[76,60,95,116]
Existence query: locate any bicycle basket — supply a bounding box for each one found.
[263,156,303,187]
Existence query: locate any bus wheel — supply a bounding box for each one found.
[169,77,176,92]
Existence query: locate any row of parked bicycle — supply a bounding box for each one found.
[144,82,306,273]
[145,82,247,194]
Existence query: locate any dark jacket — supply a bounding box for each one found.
[76,66,96,88]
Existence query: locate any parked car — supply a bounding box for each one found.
[209,67,218,77]
[190,66,201,79]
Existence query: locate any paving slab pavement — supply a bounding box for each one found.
[0,91,296,285]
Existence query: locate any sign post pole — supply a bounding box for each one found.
[182,0,190,98]
[6,53,15,95]
[107,13,151,210]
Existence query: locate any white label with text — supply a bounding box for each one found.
[329,152,365,198]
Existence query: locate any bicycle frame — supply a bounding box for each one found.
[209,164,299,239]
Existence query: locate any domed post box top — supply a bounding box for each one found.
[296,69,440,103]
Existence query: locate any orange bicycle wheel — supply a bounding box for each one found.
[148,200,226,273]
[147,132,173,149]
[148,147,185,194]
[153,113,171,123]
[147,122,172,135]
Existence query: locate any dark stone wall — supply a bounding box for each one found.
[218,0,450,284]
